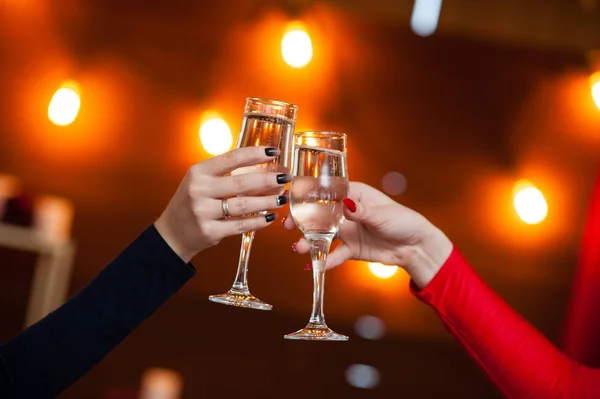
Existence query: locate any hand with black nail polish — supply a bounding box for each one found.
[155,146,289,262]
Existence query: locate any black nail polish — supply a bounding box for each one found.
[276,174,292,184]
[265,147,279,156]
[265,213,277,222]
[276,195,289,206]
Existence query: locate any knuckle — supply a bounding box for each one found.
[187,184,198,199]
[223,149,239,165]
[235,218,247,233]
[255,146,266,159]
[189,163,202,176]
[233,197,250,215]
[202,222,221,246]
[265,173,275,186]
[193,202,210,219]
[197,219,211,235]
[189,179,210,199]
[188,172,210,194]
[232,174,245,191]
[208,235,221,247]
[189,164,207,182]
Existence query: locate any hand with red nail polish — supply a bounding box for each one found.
[282,181,453,288]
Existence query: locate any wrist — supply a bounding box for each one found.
[400,225,453,289]
[154,213,196,263]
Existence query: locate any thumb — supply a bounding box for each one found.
[342,198,369,223]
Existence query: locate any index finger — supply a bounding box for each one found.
[283,212,296,230]
[199,146,280,176]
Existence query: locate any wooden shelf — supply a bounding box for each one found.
[0,222,76,328]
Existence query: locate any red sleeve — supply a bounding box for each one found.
[411,247,600,399]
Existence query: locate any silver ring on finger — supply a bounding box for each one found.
[221,198,231,219]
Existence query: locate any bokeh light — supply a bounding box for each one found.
[140,368,183,399]
[410,0,443,37]
[591,72,600,110]
[48,82,80,126]
[368,262,399,279]
[354,315,386,340]
[382,171,407,195]
[345,364,380,389]
[281,23,313,68]
[199,112,233,156]
[513,180,548,224]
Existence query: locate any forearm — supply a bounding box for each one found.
[411,247,600,398]
[0,225,195,398]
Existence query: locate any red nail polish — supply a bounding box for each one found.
[343,198,357,213]
[304,263,312,271]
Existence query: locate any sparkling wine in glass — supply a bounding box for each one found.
[208,97,297,311]
[285,131,349,341]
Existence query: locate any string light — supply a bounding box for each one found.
[591,72,600,110]
[48,82,81,126]
[368,262,399,279]
[199,112,233,156]
[513,180,548,224]
[281,22,313,68]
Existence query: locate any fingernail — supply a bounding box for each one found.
[265,213,277,223]
[304,263,312,271]
[265,147,279,156]
[277,174,292,184]
[343,198,357,213]
[276,195,289,206]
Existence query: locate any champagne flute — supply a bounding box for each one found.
[285,131,349,341]
[209,97,297,311]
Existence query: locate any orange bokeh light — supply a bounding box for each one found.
[281,21,313,68]
[198,111,233,156]
[476,164,570,252]
[591,72,600,110]
[512,180,548,225]
[174,101,240,168]
[48,81,81,126]
[368,262,399,279]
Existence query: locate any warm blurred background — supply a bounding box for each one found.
[2,0,600,397]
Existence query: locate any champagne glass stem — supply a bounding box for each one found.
[231,230,255,294]
[307,235,333,326]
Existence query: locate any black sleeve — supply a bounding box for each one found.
[0,225,196,398]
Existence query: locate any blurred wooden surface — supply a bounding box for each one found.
[0,223,75,327]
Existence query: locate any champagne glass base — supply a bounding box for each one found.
[208,290,273,311]
[284,322,349,341]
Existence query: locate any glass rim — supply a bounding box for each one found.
[295,130,347,139]
[246,97,298,110]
